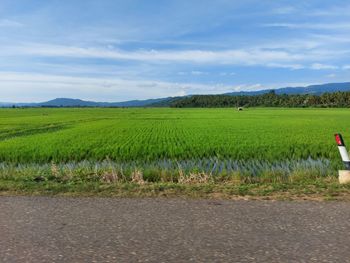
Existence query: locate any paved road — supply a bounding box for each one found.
[1,197,350,262]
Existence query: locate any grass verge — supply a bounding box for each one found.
[0,162,349,200]
[1,176,350,201]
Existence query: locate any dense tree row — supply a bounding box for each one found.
[170,91,350,108]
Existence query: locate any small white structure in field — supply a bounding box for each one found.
[237,107,243,111]
[335,133,350,184]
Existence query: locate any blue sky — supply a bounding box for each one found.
[1,0,350,102]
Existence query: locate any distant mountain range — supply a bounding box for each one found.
[1,82,350,108]
[0,97,176,108]
[38,97,173,107]
[224,82,350,96]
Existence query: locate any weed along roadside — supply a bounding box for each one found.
[0,159,349,200]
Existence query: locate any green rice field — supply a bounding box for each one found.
[0,107,349,170]
[1,107,350,197]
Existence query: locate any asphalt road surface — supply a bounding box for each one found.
[1,197,350,262]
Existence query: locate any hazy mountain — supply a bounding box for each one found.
[110,97,175,107]
[0,97,174,107]
[1,82,350,107]
[39,98,176,107]
[224,82,350,96]
[0,102,12,107]
[39,98,100,107]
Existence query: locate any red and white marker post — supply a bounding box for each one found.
[335,133,350,170]
[335,133,350,184]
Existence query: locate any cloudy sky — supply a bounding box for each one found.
[1,0,350,102]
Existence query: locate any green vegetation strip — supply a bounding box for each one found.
[0,108,349,167]
[2,179,350,201]
[0,162,349,200]
[168,91,350,108]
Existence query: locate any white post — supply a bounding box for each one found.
[335,134,350,184]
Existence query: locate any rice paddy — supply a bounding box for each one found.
[0,107,348,164]
[1,107,349,197]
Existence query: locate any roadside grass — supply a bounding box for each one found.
[1,162,349,200]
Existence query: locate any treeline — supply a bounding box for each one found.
[170,91,350,108]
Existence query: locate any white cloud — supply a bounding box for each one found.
[2,41,347,75]
[0,19,23,28]
[262,23,350,30]
[0,72,235,102]
[343,65,350,70]
[177,72,187,75]
[231,84,263,92]
[220,72,236,76]
[307,4,350,17]
[0,71,316,103]
[310,63,338,70]
[271,6,297,15]
[175,90,187,97]
[0,43,312,68]
[266,63,304,70]
[191,71,207,75]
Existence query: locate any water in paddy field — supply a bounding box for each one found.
[0,157,334,178]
